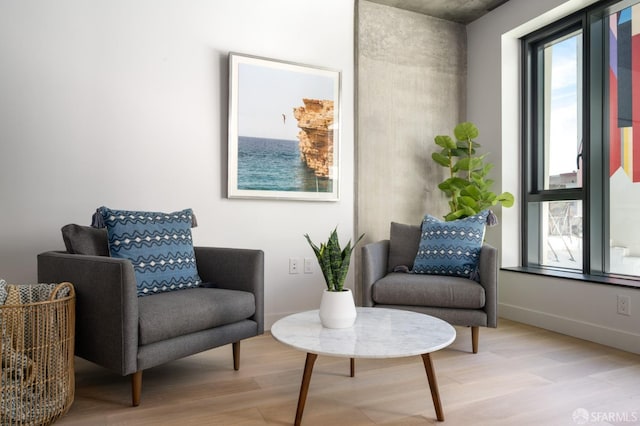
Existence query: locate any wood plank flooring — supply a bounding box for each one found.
[56,319,640,425]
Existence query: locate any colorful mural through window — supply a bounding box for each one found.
[608,4,640,277]
[609,7,640,182]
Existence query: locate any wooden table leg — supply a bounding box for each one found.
[350,358,355,377]
[232,341,240,371]
[421,353,444,421]
[295,352,318,426]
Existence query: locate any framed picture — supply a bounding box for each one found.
[228,53,341,201]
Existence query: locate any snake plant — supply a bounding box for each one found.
[304,228,364,292]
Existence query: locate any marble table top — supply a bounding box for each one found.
[271,307,456,359]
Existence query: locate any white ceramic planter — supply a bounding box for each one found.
[319,288,357,328]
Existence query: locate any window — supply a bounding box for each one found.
[523,0,640,283]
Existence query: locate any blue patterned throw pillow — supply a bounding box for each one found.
[94,207,202,297]
[412,210,489,279]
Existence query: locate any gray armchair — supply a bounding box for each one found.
[361,222,497,353]
[37,225,264,406]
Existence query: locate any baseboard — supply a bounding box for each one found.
[499,303,640,354]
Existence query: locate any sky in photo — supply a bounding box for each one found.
[237,62,336,140]
[548,34,580,177]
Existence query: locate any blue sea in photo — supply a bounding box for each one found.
[238,136,332,192]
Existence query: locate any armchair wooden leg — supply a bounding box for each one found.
[233,341,240,371]
[131,370,142,407]
[471,326,479,354]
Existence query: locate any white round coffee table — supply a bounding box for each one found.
[271,307,456,425]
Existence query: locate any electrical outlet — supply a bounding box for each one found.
[617,295,631,316]
[304,258,314,274]
[289,258,300,274]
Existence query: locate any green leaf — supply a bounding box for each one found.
[438,181,452,191]
[434,135,457,150]
[454,122,479,141]
[445,210,467,221]
[471,174,486,186]
[462,206,477,216]
[305,233,334,291]
[497,192,515,207]
[483,192,497,203]
[456,157,471,171]
[336,235,363,289]
[461,184,482,198]
[450,177,470,189]
[450,148,468,157]
[469,157,484,171]
[335,242,351,291]
[458,196,478,208]
[327,229,343,291]
[456,146,475,157]
[432,152,450,168]
[471,171,483,179]
[304,234,321,257]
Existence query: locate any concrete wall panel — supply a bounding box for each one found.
[356,1,466,245]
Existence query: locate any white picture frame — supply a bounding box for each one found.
[228,53,341,201]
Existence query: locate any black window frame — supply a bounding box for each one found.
[520,0,640,288]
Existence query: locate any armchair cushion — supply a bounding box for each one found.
[372,272,485,309]
[137,287,256,345]
[413,211,488,278]
[387,222,421,273]
[61,224,109,256]
[95,207,202,297]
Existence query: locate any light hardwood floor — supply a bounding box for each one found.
[57,319,640,426]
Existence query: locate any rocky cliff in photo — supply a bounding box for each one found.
[293,99,335,178]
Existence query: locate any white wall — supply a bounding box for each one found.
[0,0,355,328]
[468,0,640,354]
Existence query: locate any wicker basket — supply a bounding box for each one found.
[1,282,75,426]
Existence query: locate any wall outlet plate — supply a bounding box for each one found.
[289,258,300,274]
[304,258,314,274]
[617,295,631,316]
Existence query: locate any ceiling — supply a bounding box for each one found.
[365,0,510,24]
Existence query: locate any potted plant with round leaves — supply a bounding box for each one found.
[304,227,364,328]
[432,122,514,221]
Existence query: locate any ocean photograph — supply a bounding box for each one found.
[237,136,332,192]
[229,54,340,200]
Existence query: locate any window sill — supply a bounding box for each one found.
[501,266,640,290]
